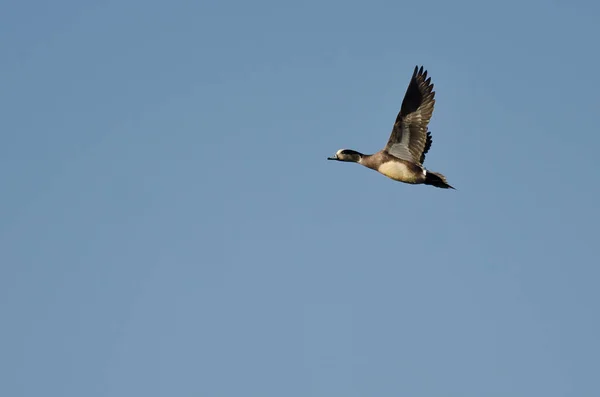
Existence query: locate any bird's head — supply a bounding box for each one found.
[327,149,363,163]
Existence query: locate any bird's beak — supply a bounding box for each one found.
[327,155,337,160]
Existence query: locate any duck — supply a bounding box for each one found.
[328,66,454,189]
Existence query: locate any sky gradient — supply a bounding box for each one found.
[1,0,600,396]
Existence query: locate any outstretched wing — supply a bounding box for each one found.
[385,66,436,164]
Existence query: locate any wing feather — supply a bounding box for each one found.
[420,130,433,164]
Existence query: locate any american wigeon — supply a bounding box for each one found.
[328,66,454,189]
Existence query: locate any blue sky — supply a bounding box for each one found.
[1,0,599,396]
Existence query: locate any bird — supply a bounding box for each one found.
[327,65,454,189]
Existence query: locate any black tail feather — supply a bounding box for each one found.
[425,171,455,189]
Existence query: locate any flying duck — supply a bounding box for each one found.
[328,66,454,189]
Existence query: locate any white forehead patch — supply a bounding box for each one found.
[336,149,345,156]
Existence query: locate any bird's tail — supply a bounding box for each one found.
[425,171,455,189]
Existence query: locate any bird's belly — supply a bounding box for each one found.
[377,161,421,183]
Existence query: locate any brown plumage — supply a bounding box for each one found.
[328,65,454,189]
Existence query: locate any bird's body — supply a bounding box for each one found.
[360,152,425,183]
[328,66,454,189]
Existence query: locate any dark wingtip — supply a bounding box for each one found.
[413,65,430,82]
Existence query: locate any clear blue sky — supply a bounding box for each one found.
[1,0,599,396]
